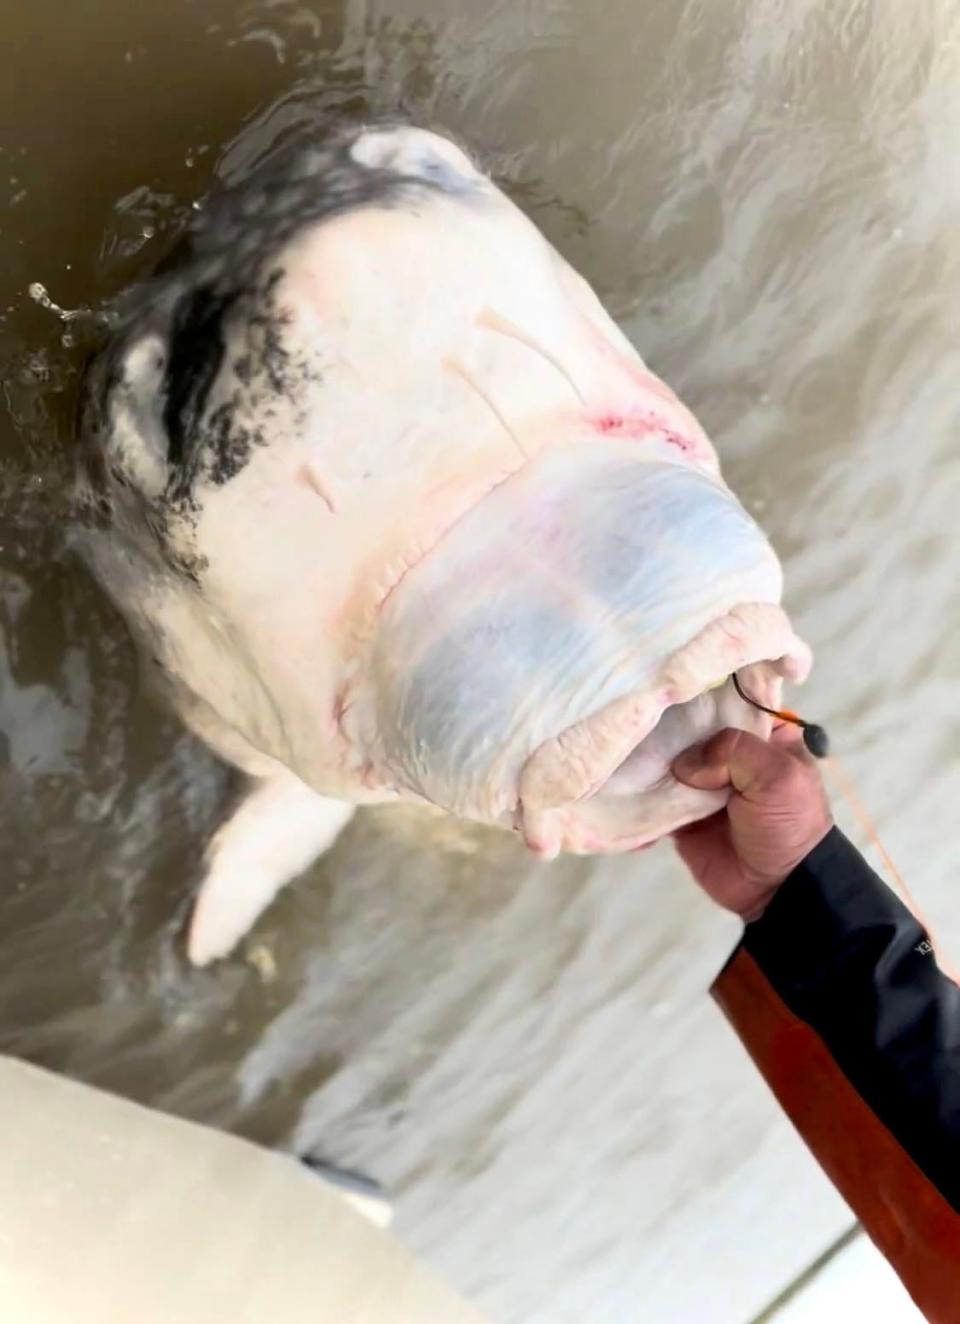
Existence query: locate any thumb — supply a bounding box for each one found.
[672,730,738,791]
[673,728,787,796]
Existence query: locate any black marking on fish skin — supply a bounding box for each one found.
[162,285,236,468]
[204,397,264,487]
[79,115,474,581]
[262,269,295,395]
[162,266,319,502]
[240,265,320,401]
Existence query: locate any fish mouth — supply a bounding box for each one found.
[518,602,811,857]
[367,442,808,838]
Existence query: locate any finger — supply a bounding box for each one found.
[671,730,737,791]
[673,728,795,800]
[770,721,805,749]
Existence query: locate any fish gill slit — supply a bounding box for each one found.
[475,306,585,404]
[443,357,529,460]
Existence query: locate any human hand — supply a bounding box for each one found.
[671,725,833,922]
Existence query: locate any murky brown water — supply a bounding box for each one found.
[3,2,960,1321]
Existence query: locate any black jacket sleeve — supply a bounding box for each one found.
[711,827,960,1324]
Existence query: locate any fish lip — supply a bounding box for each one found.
[517,602,811,855]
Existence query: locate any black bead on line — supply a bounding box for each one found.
[731,673,830,759]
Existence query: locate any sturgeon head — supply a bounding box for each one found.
[80,123,810,859]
